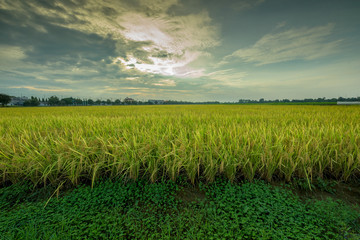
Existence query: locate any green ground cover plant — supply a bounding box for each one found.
[0,179,359,239]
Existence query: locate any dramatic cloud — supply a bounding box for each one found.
[0,0,359,101]
[116,10,219,76]
[0,0,219,78]
[224,24,341,65]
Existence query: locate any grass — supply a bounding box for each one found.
[0,105,360,188]
[1,178,359,239]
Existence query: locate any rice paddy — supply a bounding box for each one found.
[1,105,359,187]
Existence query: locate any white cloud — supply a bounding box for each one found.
[0,45,26,60]
[151,79,176,87]
[0,45,29,69]
[207,69,248,87]
[120,87,150,90]
[115,50,204,76]
[125,77,140,81]
[9,86,74,92]
[55,79,79,84]
[224,24,341,65]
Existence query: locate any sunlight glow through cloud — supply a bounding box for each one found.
[114,11,218,77]
[115,51,202,77]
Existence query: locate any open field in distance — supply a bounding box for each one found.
[0,105,359,187]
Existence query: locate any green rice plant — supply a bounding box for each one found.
[0,105,359,187]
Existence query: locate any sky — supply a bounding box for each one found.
[0,0,359,102]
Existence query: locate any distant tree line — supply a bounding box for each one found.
[0,93,360,107]
[0,94,222,106]
[238,97,360,104]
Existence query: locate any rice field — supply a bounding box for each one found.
[0,105,359,187]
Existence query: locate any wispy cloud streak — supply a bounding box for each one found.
[223,24,341,65]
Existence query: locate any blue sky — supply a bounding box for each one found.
[0,0,359,101]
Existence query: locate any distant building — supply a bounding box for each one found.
[39,101,49,107]
[337,102,360,105]
[8,96,28,106]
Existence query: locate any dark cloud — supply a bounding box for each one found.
[151,49,173,58]
[0,22,116,64]
[101,6,118,16]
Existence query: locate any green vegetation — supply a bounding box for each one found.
[0,93,11,107]
[23,96,40,107]
[1,179,359,239]
[262,101,337,105]
[4,92,360,106]
[1,105,360,188]
[1,105,359,238]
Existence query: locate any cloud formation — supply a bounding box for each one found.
[116,10,219,76]
[0,0,358,101]
[152,79,176,87]
[224,24,341,65]
[0,0,219,78]
[207,69,248,87]
[0,45,26,61]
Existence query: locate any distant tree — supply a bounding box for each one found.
[106,99,112,105]
[114,99,121,105]
[23,96,40,106]
[74,98,83,105]
[259,98,265,103]
[124,97,135,105]
[60,97,73,106]
[48,96,60,106]
[87,99,94,105]
[0,93,11,106]
[95,99,101,105]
